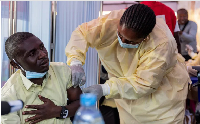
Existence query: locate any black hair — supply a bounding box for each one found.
[177,8,188,15]
[120,4,156,38]
[5,32,34,60]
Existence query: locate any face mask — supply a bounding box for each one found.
[117,33,139,49]
[13,59,47,79]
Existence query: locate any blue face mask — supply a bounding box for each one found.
[117,33,140,49]
[25,71,47,79]
[13,59,48,79]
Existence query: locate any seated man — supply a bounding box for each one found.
[1,32,82,124]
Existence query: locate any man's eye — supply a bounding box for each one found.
[29,52,35,56]
[40,46,44,50]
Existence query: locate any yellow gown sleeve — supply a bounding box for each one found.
[65,9,125,65]
[105,41,176,100]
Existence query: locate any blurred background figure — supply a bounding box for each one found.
[177,8,198,61]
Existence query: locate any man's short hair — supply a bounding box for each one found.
[5,32,34,60]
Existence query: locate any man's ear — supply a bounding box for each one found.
[10,60,20,69]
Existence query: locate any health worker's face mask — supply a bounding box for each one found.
[117,33,139,49]
[13,59,47,79]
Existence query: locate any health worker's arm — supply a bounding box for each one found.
[105,41,175,100]
[65,9,125,65]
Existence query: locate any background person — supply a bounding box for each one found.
[177,8,198,61]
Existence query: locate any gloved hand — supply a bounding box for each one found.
[82,84,110,100]
[70,60,86,88]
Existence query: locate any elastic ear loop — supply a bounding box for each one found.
[12,59,25,72]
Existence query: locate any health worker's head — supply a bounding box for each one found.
[118,4,156,45]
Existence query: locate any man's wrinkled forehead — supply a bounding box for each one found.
[17,36,42,56]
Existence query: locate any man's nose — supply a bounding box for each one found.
[180,17,184,20]
[38,50,46,59]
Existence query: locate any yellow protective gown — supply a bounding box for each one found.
[65,9,191,124]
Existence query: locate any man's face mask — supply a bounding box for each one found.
[13,59,48,79]
[117,33,140,48]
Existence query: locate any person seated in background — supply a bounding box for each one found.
[1,32,82,124]
[177,8,198,61]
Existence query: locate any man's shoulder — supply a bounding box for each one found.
[50,62,67,67]
[49,62,72,88]
[50,62,70,68]
[1,71,20,96]
[49,62,71,74]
